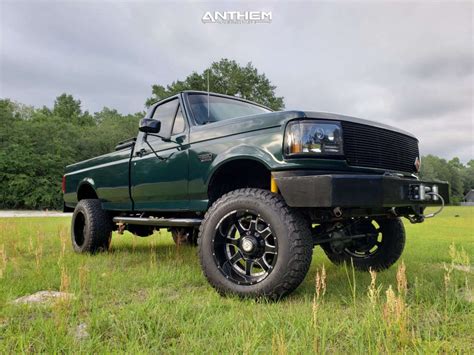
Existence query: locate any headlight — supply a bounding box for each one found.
[284,120,343,156]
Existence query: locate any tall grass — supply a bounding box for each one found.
[0,207,472,353]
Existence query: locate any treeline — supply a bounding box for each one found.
[419,155,473,204]
[0,95,144,209]
[0,94,472,210]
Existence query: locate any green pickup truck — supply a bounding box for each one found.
[64,91,448,299]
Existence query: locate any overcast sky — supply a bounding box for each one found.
[1,0,472,161]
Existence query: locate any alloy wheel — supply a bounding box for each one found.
[212,210,278,285]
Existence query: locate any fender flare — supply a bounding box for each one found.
[205,145,277,187]
[76,178,98,199]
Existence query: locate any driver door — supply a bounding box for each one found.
[131,98,189,211]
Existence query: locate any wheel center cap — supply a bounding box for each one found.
[241,237,255,253]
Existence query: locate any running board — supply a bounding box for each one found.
[113,216,202,228]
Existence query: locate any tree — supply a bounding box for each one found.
[146,58,285,110]
[461,159,474,196]
[0,99,16,147]
[419,155,471,203]
[0,96,144,210]
[53,93,82,118]
[0,99,35,147]
[53,93,94,125]
[448,158,464,198]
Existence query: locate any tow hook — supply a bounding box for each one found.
[395,191,445,224]
[405,214,424,224]
[333,207,343,218]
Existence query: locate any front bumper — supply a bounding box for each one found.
[273,172,449,208]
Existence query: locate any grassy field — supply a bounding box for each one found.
[0,207,473,353]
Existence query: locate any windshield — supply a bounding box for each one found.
[188,94,271,125]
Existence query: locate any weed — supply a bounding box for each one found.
[367,268,381,306]
[271,331,287,355]
[60,265,70,294]
[34,233,43,270]
[78,264,89,293]
[312,264,327,353]
[0,244,6,278]
[312,264,327,326]
[343,259,357,308]
[149,238,157,268]
[449,243,470,266]
[59,226,68,260]
[396,261,408,298]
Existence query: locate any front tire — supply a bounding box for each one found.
[198,189,313,299]
[71,199,113,253]
[321,218,405,271]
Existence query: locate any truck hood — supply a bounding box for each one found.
[190,110,417,143]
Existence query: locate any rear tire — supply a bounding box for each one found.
[321,218,405,271]
[198,188,313,300]
[71,199,113,253]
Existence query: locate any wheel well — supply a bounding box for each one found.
[208,159,270,204]
[77,183,98,201]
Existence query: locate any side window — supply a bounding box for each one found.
[172,107,186,135]
[152,99,179,138]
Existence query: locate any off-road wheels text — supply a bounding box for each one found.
[321,218,406,271]
[198,189,313,300]
[71,199,113,253]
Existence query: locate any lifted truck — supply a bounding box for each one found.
[64,91,448,299]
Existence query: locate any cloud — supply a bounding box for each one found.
[410,52,473,80]
[0,0,472,161]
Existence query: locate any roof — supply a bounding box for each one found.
[148,91,272,111]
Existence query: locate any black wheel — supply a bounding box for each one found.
[198,188,313,299]
[321,218,405,271]
[71,199,113,253]
[171,228,198,246]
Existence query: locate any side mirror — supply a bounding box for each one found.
[139,118,161,134]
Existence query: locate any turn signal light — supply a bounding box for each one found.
[290,141,302,153]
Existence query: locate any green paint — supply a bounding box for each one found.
[64,92,413,212]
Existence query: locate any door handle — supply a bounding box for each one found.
[136,148,147,157]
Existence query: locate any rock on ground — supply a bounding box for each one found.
[73,323,89,340]
[465,289,473,303]
[12,291,74,304]
[452,264,473,273]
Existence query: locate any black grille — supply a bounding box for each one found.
[342,121,419,173]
